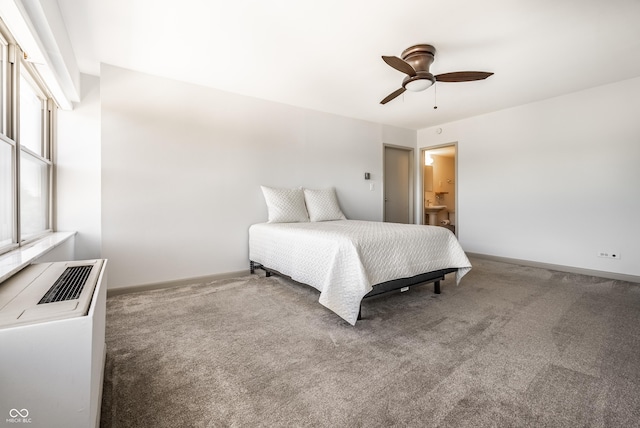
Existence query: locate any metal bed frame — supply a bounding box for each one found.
[249,260,456,320]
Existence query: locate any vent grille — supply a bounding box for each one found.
[38,265,93,304]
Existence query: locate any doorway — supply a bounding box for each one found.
[383,145,414,224]
[421,144,457,234]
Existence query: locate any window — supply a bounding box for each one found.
[0,36,6,134]
[20,150,49,239]
[18,70,51,241]
[0,21,55,254]
[19,74,44,155]
[0,31,11,251]
[0,136,12,248]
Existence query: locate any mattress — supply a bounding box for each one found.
[249,220,472,325]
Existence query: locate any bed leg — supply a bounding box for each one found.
[250,261,271,277]
[434,280,441,294]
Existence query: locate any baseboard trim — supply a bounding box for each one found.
[106,270,251,297]
[106,257,639,298]
[467,252,640,284]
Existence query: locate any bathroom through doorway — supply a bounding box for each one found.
[421,144,457,235]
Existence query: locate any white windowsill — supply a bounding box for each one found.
[0,232,76,283]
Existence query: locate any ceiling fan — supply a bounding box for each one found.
[380,44,493,104]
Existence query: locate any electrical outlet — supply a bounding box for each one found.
[598,251,621,259]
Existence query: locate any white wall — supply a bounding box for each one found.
[100,65,414,289]
[418,76,640,277]
[56,74,101,260]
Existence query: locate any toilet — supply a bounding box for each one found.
[443,210,456,234]
[448,210,455,226]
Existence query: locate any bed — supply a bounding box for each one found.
[249,219,472,325]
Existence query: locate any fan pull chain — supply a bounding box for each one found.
[433,82,438,110]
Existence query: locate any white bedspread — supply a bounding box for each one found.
[249,220,471,325]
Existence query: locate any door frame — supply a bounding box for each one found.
[383,144,415,223]
[419,142,458,234]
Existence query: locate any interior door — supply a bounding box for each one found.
[384,146,412,223]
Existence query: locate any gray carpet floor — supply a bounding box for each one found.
[100,257,640,427]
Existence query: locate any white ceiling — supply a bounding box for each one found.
[56,0,640,130]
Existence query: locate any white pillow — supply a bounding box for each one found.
[303,188,346,222]
[260,186,309,223]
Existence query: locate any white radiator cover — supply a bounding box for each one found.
[0,259,108,428]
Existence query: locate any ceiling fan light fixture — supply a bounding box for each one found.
[405,78,433,92]
[403,73,435,92]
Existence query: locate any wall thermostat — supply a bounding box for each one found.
[364,172,370,180]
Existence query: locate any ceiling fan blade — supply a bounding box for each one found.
[382,56,417,77]
[435,71,494,82]
[380,87,406,105]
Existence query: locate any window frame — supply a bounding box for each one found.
[0,20,55,255]
[0,133,16,251]
[0,33,7,136]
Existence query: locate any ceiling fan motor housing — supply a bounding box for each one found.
[401,44,437,91]
[402,44,436,72]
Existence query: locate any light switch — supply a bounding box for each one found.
[369,183,374,191]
